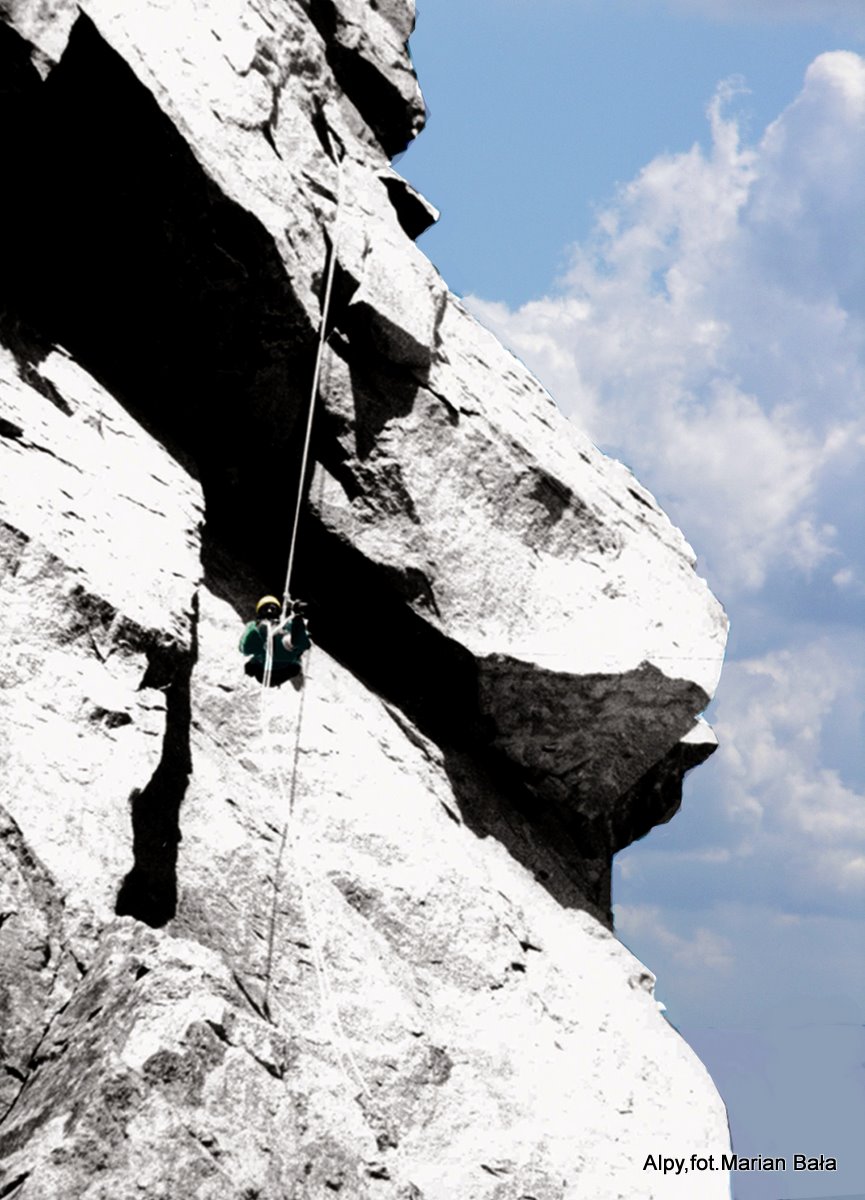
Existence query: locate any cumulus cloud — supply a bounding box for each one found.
[469,53,865,598]
[711,639,865,891]
[614,634,865,931]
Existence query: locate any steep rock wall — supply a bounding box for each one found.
[0,1,731,1196]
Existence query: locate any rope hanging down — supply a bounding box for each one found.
[258,624,369,1093]
[281,143,345,623]
[259,642,370,1097]
[259,141,371,1096]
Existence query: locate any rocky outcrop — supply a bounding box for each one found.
[0,1,731,1196]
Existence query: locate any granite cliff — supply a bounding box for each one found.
[0,1,731,1196]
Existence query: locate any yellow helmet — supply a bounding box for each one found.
[255,595,281,616]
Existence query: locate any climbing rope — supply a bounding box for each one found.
[258,644,370,1098]
[281,138,345,624]
[259,620,275,725]
[274,754,370,1096]
[257,142,371,1096]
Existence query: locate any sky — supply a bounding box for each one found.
[401,2,864,1196]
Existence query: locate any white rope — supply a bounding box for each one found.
[257,151,370,1094]
[259,620,275,724]
[290,826,371,1096]
[258,649,370,1098]
[281,146,345,623]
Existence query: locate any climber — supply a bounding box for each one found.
[240,595,312,686]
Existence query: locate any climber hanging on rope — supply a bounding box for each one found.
[240,595,311,686]
[237,133,341,698]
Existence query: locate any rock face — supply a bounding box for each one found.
[0,2,731,1197]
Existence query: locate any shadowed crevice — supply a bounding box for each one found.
[306,0,423,156]
[0,1170,30,1199]
[380,175,437,240]
[0,13,317,547]
[115,596,199,928]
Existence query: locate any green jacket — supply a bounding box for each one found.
[239,615,311,666]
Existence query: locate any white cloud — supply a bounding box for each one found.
[468,53,865,598]
[710,639,865,892]
[618,634,865,913]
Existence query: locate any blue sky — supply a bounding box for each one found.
[401,2,864,1195]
